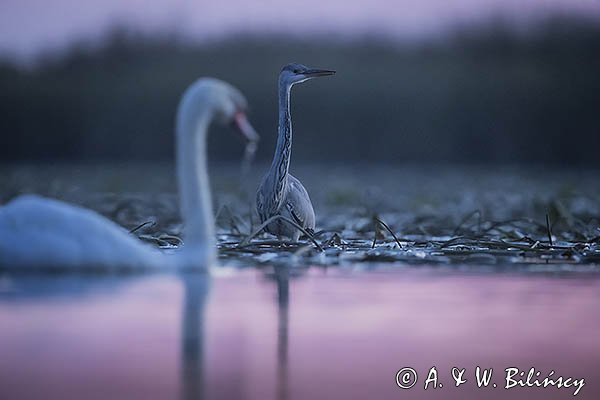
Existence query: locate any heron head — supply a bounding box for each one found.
[280,63,336,86]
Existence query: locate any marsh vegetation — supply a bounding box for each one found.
[2,163,598,271]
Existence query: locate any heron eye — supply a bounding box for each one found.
[293,69,300,74]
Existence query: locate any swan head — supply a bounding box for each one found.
[180,78,259,143]
[280,63,336,87]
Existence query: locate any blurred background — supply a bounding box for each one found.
[1,0,599,166]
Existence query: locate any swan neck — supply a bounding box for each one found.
[177,105,215,263]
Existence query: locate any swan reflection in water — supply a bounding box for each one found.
[180,273,210,400]
[3,270,599,400]
[179,266,293,400]
[0,268,293,400]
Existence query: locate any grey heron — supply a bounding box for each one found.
[256,63,335,241]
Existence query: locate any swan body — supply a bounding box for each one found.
[0,78,258,271]
[256,63,334,241]
[0,195,165,270]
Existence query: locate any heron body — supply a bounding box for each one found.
[256,63,335,241]
[0,78,258,271]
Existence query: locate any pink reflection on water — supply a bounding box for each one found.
[0,277,182,400]
[0,270,599,399]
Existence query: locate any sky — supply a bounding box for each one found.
[0,0,599,60]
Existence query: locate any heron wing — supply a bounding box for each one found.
[286,202,304,227]
[284,175,316,231]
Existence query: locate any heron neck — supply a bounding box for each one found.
[270,80,293,189]
[176,102,215,266]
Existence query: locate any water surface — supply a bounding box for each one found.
[1,268,598,399]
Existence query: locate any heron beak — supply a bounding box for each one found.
[304,68,336,78]
[232,112,260,143]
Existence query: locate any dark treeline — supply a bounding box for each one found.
[1,17,599,166]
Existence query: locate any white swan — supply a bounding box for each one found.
[0,78,258,271]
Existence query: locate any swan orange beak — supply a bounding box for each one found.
[232,112,259,143]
